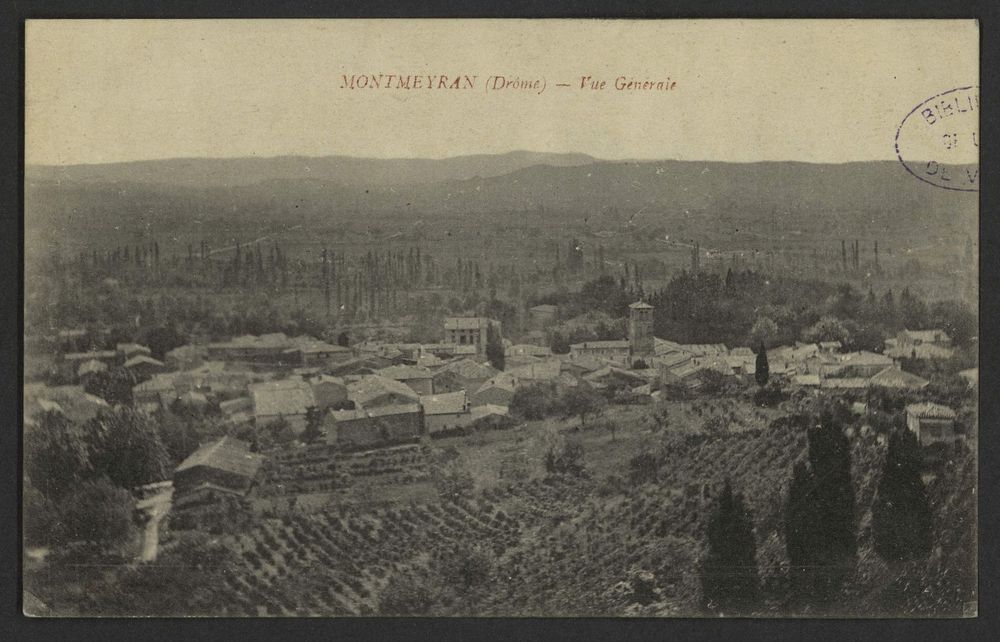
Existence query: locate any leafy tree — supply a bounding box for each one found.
[750,316,778,347]
[86,407,171,489]
[142,324,185,360]
[510,383,557,420]
[301,406,325,444]
[432,460,475,501]
[561,384,606,426]
[57,477,134,547]
[336,331,350,348]
[485,321,505,371]
[701,479,759,613]
[802,315,851,345]
[23,481,62,547]
[754,342,770,387]
[873,428,932,561]
[24,410,91,500]
[83,366,138,406]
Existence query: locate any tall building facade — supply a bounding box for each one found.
[628,301,654,363]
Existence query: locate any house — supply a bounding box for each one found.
[469,403,512,429]
[506,343,553,360]
[419,342,479,360]
[347,375,421,409]
[433,358,500,394]
[123,355,168,380]
[206,333,298,367]
[310,375,349,411]
[905,402,958,446]
[582,365,648,391]
[471,373,517,407]
[568,340,630,367]
[133,374,180,410]
[328,356,395,377]
[116,343,153,360]
[285,336,353,367]
[821,351,896,379]
[250,378,317,432]
[219,396,253,420]
[421,390,473,435]
[529,304,559,328]
[76,358,107,384]
[325,404,424,450]
[885,329,955,360]
[165,344,207,371]
[958,368,978,387]
[377,364,435,395]
[176,390,209,413]
[443,317,498,357]
[507,358,563,384]
[23,384,110,426]
[868,367,930,390]
[173,436,263,498]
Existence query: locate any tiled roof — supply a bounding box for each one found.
[436,358,498,381]
[175,436,263,478]
[124,355,165,369]
[420,390,468,416]
[905,402,957,419]
[250,378,316,416]
[347,375,420,407]
[868,367,929,389]
[329,403,421,422]
[377,364,434,380]
[628,301,654,309]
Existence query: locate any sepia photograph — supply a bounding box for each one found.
[22,19,978,617]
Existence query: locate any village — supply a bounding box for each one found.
[23,288,975,575]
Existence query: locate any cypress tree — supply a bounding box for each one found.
[784,407,856,603]
[755,342,770,387]
[485,322,505,371]
[701,479,759,613]
[873,428,932,561]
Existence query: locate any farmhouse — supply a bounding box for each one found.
[123,355,168,380]
[868,367,929,390]
[310,375,349,411]
[250,378,316,432]
[286,336,353,367]
[432,358,498,394]
[444,317,498,357]
[421,390,473,435]
[165,344,207,371]
[173,436,263,498]
[471,373,517,407]
[569,340,630,367]
[325,404,424,450]
[377,364,435,395]
[905,402,958,446]
[348,375,421,409]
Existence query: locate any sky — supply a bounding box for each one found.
[25,19,978,166]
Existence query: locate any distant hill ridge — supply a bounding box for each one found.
[25,151,599,189]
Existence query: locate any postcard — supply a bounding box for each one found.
[23,19,978,617]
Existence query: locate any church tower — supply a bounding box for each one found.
[628,301,654,363]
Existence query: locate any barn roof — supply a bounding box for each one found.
[420,390,469,416]
[905,402,957,419]
[869,367,929,390]
[175,436,263,479]
[250,378,316,416]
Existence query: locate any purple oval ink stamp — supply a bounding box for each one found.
[895,86,979,192]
